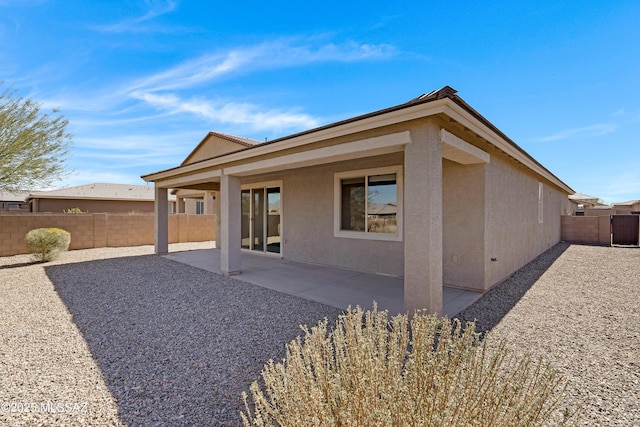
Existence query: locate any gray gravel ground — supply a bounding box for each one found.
[459,243,640,426]
[1,242,638,426]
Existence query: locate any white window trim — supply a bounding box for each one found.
[334,166,403,241]
[538,182,544,224]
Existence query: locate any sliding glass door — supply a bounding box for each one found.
[241,185,281,255]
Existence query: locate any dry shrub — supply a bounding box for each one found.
[241,305,577,427]
[25,227,70,262]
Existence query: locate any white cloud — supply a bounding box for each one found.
[127,38,396,92]
[132,91,319,130]
[536,123,618,142]
[91,0,178,33]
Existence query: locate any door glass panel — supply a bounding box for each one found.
[241,190,250,249]
[253,188,265,251]
[266,187,281,254]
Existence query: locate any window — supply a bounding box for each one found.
[334,166,402,241]
[538,182,544,224]
[196,200,205,215]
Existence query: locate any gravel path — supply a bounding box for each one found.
[1,242,638,426]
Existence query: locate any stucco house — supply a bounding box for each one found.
[0,191,30,213]
[611,200,640,215]
[142,86,574,314]
[28,183,176,213]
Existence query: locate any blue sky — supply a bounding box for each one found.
[1,0,638,203]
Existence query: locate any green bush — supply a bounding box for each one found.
[241,305,577,427]
[25,227,71,262]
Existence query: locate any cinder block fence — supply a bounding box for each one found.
[0,213,215,257]
[561,215,610,246]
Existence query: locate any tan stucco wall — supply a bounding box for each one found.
[33,198,155,213]
[243,153,405,276]
[483,156,565,290]
[184,136,248,165]
[442,160,486,291]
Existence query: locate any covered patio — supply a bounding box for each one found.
[164,247,482,318]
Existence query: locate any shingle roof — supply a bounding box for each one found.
[0,191,30,202]
[27,183,176,201]
[208,131,262,147]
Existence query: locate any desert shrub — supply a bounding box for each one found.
[63,207,85,213]
[25,227,71,262]
[241,306,576,427]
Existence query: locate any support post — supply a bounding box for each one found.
[154,186,169,255]
[220,174,241,274]
[403,123,443,315]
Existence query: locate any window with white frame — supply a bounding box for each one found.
[334,166,403,241]
[538,182,544,224]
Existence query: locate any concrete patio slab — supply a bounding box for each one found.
[164,248,482,317]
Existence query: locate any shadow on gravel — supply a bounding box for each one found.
[456,242,570,334]
[45,255,341,427]
[0,260,42,269]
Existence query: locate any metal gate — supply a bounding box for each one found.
[611,215,640,246]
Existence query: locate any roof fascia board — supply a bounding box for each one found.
[155,168,222,189]
[441,103,573,193]
[142,100,449,182]
[223,131,411,177]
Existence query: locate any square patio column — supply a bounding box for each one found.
[154,185,169,255]
[403,123,443,315]
[220,174,241,274]
[214,191,221,249]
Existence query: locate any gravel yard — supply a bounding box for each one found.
[1,242,638,426]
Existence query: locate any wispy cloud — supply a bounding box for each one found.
[128,38,396,92]
[132,92,319,130]
[536,123,618,142]
[91,0,178,33]
[121,37,395,131]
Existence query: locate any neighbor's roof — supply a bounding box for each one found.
[0,191,30,202]
[612,199,640,206]
[27,183,176,201]
[569,193,599,201]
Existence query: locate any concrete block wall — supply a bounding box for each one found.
[561,215,610,245]
[0,213,216,257]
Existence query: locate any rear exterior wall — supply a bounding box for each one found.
[245,153,405,277]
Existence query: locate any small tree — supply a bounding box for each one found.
[0,83,72,192]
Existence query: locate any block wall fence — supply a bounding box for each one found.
[0,213,215,257]
[561,215,610,246]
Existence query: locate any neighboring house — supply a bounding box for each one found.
[612,200,640,215]
[568,192,603,215]
[0,191,30,213]
[28,183,176,213]
[142,86,574,314]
